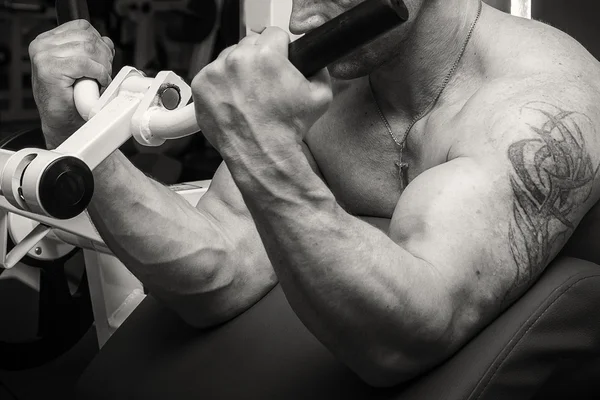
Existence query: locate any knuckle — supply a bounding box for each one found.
[28,33,49,58]
[106,46,115,62]
[263,26,279,34]
[74,30,96,46]
[204,63,222,80]
[266,26,289,41]
[195,62,224,88]
[217,44,235,59]
[238,35,254,46]
[191,72,200,89]
[28,41,38,59]
[30,50,47,68]
[191,68,208,89]
[274,27,289,40]
[257,45,275,59]
[73,19,92,30]
[102,36,115,52]
[226,48,251,67]
[83,29,98,41]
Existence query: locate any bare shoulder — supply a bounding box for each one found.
[459,63,600,207]
[482,6,600,84]
[454,69,600,164]
[447,69,600,295]
[470,6,600,133]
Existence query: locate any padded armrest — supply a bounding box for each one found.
[76,257,600,400]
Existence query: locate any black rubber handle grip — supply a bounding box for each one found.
[55,0,90,25]
[289,0,409,77]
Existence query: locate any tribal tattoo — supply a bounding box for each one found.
[507,102,598,300]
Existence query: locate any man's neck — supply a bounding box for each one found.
[369,0,485,119]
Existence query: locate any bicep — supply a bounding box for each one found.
[389,92,600,348]
[389,155,594,342]
[391,158,514,304]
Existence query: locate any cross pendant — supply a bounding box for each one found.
[395,161,409,190]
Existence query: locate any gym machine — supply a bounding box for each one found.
[0,0,409,361]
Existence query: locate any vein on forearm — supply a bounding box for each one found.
[87,151,229,296]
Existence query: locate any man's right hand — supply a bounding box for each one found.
[29,19,115,148]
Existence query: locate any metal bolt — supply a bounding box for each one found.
[34,247,42,255]
[159,86,181,111]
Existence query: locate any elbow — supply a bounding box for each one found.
[355,312,459,387]
[167,286,245,330]
[356,307,482,387]
[353,363,411,388]
[166,263,278,330]
[171,285,241,331]
[353,343,450,388]
[175,304,239,330]
[156,262,240,330]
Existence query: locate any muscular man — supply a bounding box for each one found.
[28,0,600,387]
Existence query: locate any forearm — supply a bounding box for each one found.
[86,151,236,324]
[43,124,225,285]
[226,150,451,385]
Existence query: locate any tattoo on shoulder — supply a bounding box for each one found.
[506,102,599,300]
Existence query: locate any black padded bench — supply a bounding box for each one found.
[76,256,600,399]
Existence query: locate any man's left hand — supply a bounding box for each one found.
[190,27,333,164]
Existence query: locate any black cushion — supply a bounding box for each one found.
[76,256,600,399]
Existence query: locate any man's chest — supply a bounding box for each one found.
[304,98,459,218]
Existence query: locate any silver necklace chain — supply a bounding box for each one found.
[368,0,483,184]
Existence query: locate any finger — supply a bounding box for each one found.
[237,32,260,48]
[50,40,113,76]
[32,29,114,67]
[48,29,113,56]
[36,19,95,42]
[101,36,116,56]
[31,20,100,55]
[52,19,96,35]
[254,27,290,56]
[59,57,112,88]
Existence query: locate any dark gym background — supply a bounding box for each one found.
[0,0,600,399]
